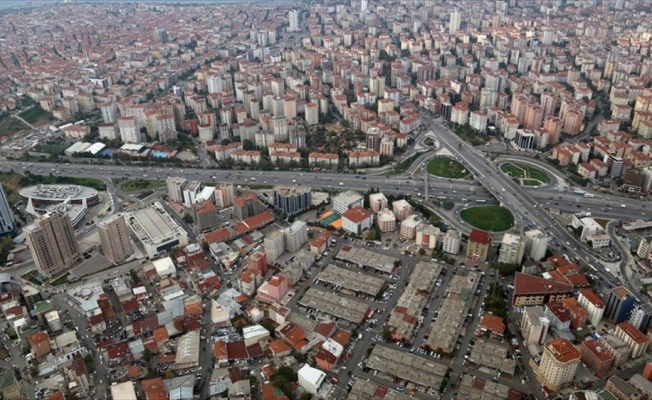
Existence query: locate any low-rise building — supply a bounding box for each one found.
[341,207,374,235]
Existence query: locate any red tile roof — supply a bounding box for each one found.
[469,229,492,245]
[513,272,573,296]
[142,377,169,400]
[545,338,581,363]
[579,288,606,308]
[617,321,648,344]
[342,206,374,224]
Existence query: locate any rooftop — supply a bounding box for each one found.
[545,338,581,363]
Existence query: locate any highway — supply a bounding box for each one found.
[420,113,638,294]
[2,160,648,222]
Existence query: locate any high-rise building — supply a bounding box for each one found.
[215,183,235,209]
[498,233,525,265]
[117,116,140,143]
[521,306,550,345]
[628,303,652,333]
[273,186,312,215]
[97,214,133,264]
[264,230,285,262]
[25,210,81,278]
[449,9,461,35]
[467,229,492,262]
[605,286,635,323]
[0,184,15,236]
[524,229,548,261]
[166,177,186,203]
[288,10,299,32]
[100,102,119,124]
[439,228,459,254]
[578,288,606,327]
[537,338,581,393]
[284,220,308,253]
[233,193,265,221]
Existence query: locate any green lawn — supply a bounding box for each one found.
[460,206,514,232]
[50,274,69,286]
[426,157,469,179]
[122,179,166,192]
[19,106,53,126]
[522,179,540,186]
[500,162,550,184]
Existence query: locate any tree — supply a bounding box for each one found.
[381,329,392,341]
[418,248,426,256]
[243,139,255,151]
[182,213,194,223]
[442,201,455,210]
[142,348,152,362]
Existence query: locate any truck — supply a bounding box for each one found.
[574,190,586,196]
[584,193,595,198]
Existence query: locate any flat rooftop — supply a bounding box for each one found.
[348,380,412,400]
[468,340,516,375]
[127,202,186,246]
[298,288,369,325]
[316,264,386,296]
[425,270,480,353]
[20,184,98,201]
[273,185,312,196]
[336,245,398,274]
[366,345,447,390]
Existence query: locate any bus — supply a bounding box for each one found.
[475,199,487,204]
[436,196,447,201]
[588,264,597,272]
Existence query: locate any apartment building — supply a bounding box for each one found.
[536,338,581,393]
[578,288,606,327]
[376,208,396,233]
[233,193,265,221]
[467,229,492,262]
[442,230,461,255]
[97,213,133,265]
[605,286,635,323]
[215,182,235,209]
[497,233,525,265]
[614,321,649,358]
[284,220,308,253]
[25,210,82,278]
[392,199,413,221]
[520,306,550,345]
[264,230,285,263]
[368,192,388,213]
[580,339,614,378]
[192,200,220,232]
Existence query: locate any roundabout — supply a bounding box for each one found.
[460,205,515,232]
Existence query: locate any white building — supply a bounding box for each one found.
[342,207,374,235]
[264,230,285,262]
[525,229,548,261]
[570,216,610,249]
[578,288,606,327]
[415,224,440,249]
[442,230,461,255]
[284,220,308,253]
[449,9,460,35]
[521,306,550,345]
[332,191,364,214]
[126,203,189,258]
[297,365,326,395]
[498,233,525,265]
[288,9,300,32]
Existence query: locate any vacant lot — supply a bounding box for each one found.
[427,157,469,179]
[122,179,166,192]
[460,206,514,232]
[0,116,31,135]
[19,106,53,126]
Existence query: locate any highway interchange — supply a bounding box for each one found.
[1,113,649,397]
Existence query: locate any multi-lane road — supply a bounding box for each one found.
[420,113,639,294]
